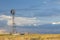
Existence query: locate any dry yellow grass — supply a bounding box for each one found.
[0,34,60,40]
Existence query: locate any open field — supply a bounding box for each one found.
[0,34,60,40]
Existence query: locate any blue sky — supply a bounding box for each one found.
[0,0,60,17]
[0,0,40,10]
[0,0,60,33]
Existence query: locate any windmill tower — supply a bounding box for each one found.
[10,9,16,34]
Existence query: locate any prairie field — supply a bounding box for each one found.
[0,34,60,40]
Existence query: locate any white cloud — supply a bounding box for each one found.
[0,29,7,34]
[52,22,60,24]
[0,15,11,20]
[0,15,40,26]
[1,15,60,26]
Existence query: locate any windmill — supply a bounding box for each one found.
[10,9,16,34]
